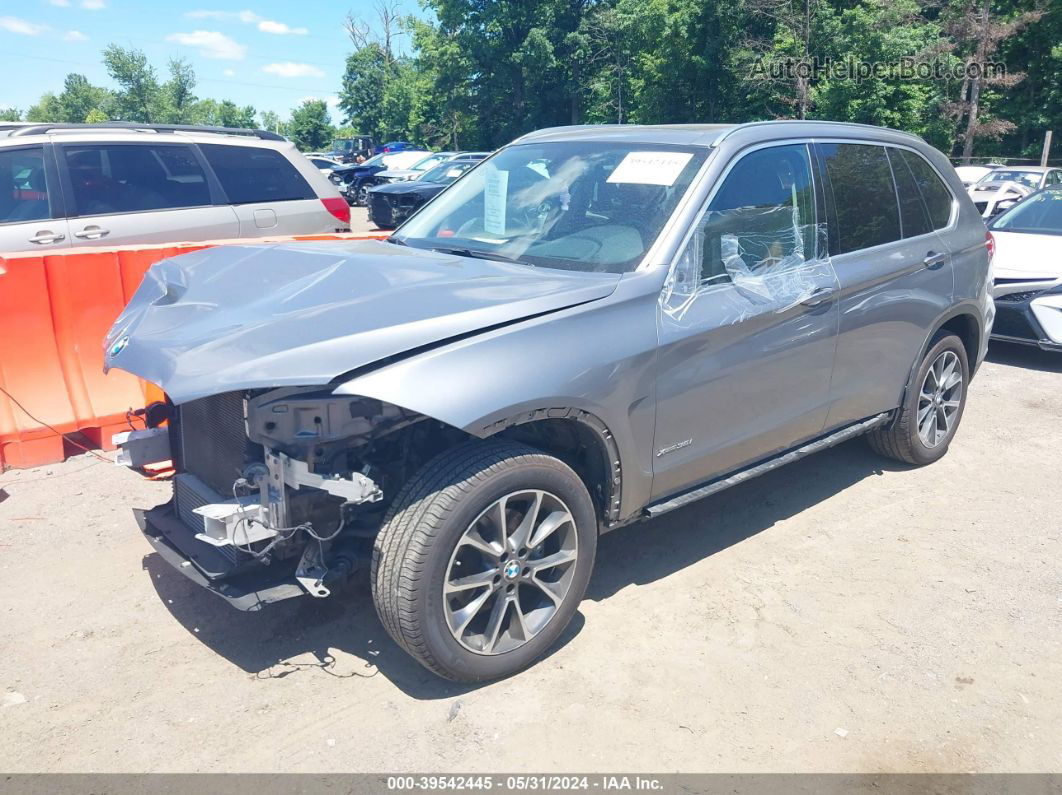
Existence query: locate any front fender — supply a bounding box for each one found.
[332,280,662,520]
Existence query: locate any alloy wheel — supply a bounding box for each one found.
[917,349,963,448]
[443,489,579,656]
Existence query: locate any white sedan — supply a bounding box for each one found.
[988,187,1062,352]
[968,166,1062,219]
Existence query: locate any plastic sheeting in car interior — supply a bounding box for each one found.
[660,203,835,325]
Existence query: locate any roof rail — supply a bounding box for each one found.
[712,119,926,147]
[8,122,286,141]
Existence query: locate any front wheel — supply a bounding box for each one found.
[371,440,597,682]
[867,331,969,465]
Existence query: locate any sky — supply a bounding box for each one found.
[0,0,427,121]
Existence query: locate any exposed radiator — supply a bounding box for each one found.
[176,392,252,495]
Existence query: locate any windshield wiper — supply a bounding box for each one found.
[430,247,527,265]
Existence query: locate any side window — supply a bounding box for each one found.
[64,144,211,216]
[199,144,315,204]
[887,148,933,238]
[693,144,819,286]
[0,146,50,224]
[897,149,953,230]
[819,143,902,254]
[1045,170,1062,186]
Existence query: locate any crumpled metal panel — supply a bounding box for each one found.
[104,240,620,404]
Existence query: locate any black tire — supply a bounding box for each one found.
[867,331,969,465]
[371,440,597,682]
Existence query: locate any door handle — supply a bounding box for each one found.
[800,286,837,307]
[74,225,110,240]
[923,251,947,270]
[29,230,65,245]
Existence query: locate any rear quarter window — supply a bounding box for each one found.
[897,149,953,230]
[200,144,315,204]
[887,148,933,238]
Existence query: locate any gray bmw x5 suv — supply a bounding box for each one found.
[107,121,993,681]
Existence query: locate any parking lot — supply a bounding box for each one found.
[0,341,1059,773]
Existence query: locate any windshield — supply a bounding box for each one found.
[978,170,1042,189]
[421,161,476,184]
[990,190,1062,235]
[394,142,708,273]
[410,153,448,172]
[360,153,386,167]
[332,139,354,152]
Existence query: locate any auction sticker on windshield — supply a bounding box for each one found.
[484,166,509,235]
[607,151,693,186]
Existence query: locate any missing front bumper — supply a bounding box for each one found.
[136,501,348,611]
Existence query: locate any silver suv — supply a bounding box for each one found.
[0,123,350,254]
[108,121,994,682]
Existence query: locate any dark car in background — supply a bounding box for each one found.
[329,136,375,163]
[368,158,479,229]
[330,150,430,205]
[378,140,415,154]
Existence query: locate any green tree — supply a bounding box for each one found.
[0,108,21,121]
[259,110,284,134]
[103,45,161,122]
[161,58,198,124]
[54,73,112,123]
[813,0,952,147]
[216,100,257,128]
[288,99,334,150]
[25,93,61,122]
[339,43,390,140]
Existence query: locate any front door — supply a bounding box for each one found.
[651,142,840,500]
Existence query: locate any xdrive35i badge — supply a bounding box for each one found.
[656,438,693,457]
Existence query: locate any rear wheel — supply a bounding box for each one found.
[371,440,597,682]
[867,331,969,465]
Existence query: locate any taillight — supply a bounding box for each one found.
[321,197,350,225]
[985,230,995,261]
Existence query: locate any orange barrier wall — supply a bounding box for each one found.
[0,232,386,469]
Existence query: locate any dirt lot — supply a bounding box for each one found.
[1,343,1060,773]
[350,205,382,234]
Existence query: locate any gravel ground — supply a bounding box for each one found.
[350,205,382,234]
[0,342,1060,773]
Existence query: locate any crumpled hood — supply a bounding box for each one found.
[968,180,1031,202]
[105,240,620,404]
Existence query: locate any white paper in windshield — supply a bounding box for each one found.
[483,167,509,235]
[607,151,693,186]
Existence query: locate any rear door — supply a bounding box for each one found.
[652,142,840,499]
[199,143,341,237]
[57,142,238,246]
[815,141,955,428]
[0,143,70,253]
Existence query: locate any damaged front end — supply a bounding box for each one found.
[124,388,427,611]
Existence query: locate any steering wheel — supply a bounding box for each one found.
[515,196,565,232]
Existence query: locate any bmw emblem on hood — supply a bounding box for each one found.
[108,335,130,358]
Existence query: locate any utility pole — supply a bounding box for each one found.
[1041,130,1053,167]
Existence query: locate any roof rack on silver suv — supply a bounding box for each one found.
[8,122,286,141]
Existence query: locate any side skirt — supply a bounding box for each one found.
[644,412,891,518]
